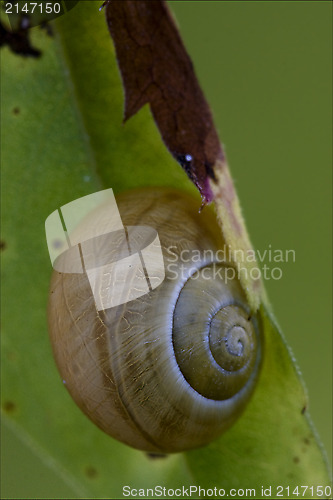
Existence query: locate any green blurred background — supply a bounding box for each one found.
[2,1,332,497]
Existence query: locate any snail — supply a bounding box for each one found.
[48,187,262,453]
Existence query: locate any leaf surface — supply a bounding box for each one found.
[186,307,330,497]
[1,4,193,497]
[1,2,331,498]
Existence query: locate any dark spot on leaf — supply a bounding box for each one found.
[12,107,20,115]
[85,465,98,478]
[176,154,194,176]
[146,452,167,459]
[303,437,310,445]
[0,241,7,251]
[2,400,17,414]
[204,162,217,182]
[301,405,307,414]
[40,21,54,37]
[293,456,300,464]
[0,18,41,58]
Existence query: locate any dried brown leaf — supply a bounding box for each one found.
[105,0,223,203]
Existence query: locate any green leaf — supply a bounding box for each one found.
[1,2,331,499]
[1,4,194,498]
[185,306,330,496]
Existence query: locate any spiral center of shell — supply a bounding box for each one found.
[172,264,259,400]
[225,326,246,356]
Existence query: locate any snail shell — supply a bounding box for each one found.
[48,188,262,453]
